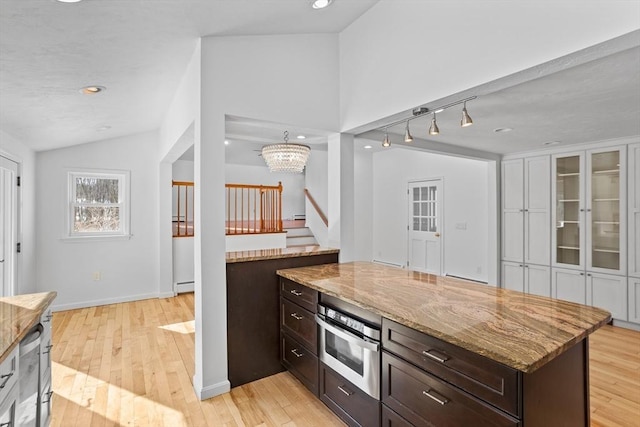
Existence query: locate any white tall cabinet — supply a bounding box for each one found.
[502,139,639,327]
[501,156,551,296]
[628,143,640,323]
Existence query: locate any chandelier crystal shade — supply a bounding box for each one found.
[262,131,310,173]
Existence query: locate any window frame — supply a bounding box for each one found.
[65,169,131,240]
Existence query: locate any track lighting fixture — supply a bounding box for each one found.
[374,96,476,141]
[428,113,440,135]
[461,101,473,127]
[404,120,414,143]
[382,128,391,147]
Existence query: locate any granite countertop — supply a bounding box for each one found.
[0,292,57,363]
[276,261,611,373]
[226,246,339,263]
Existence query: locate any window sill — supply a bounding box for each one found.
[60,234,133,243]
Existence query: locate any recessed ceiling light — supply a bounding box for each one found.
[224,140,230,145]
[363,145,372,149]
[296,135,306,140]
[543,140,561,146]
[493,127,513,133]
[97,125,111,132]
[80,86,106,95]
[56,0,83,3]
[312,0,333,9]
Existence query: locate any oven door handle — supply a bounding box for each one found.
[316,315,380,352]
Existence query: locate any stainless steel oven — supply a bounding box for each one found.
[316,304,381,399]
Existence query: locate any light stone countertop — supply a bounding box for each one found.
[226,246,339,263]
[276,261,610,373]
[0,291,57,363]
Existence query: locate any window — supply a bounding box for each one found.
[67,170,130,238]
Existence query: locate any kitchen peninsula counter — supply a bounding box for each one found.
[0,292,57,363]
[226,245,339,263]
[276,261,610,374]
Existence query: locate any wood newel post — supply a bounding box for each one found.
[278,182,283,231]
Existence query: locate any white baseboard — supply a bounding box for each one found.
[174,281,194,293]
[612,319,640,331]
[195,379,230,400]
[51,292,172,312]
[158,291,176,299]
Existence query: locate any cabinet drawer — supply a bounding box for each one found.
[281,279,318,313]
[382,405,412,427]
[0,346,19,404]
[282,334,318,396]
[383,352,519,427]
[382,319,520,417]
[320,363,380,427]
[40,335,53,387]
[281,297,317,353]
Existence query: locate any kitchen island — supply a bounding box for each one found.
[277,261,611,426]
[226,245,339,387]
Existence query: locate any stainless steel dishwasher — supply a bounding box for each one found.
[16,324,42,427]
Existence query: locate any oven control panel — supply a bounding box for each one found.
[325,307,365,334]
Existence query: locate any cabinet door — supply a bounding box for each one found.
[552,268,586,304]
[524,156,551,265]
[628,278,640,324]
[629,143,640,278]
[552,152,585,270]
[502,159,524,262]
[587,146,626,275]
[502,262,524,292]
[587,272,627,320]
[526,264,551,297]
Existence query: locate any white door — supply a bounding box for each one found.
[408,180,443,275]
[0,155,18,297]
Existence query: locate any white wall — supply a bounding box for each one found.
[225,163,305,221]
[35,131,162,310]
[196,33,340,399]
[372,148,490,282]
[339,1,640,131]
[0,130,37,294]
[354,148,373,262]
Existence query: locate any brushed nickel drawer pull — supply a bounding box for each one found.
[290,313,304,320]
[338,385,354,396]
[0,371,14,389]
[0,422,11,427]
[291,349,304,358]
[42,344,54,355]
[422,389,449,405]
[422,349,449,363]
[290,289,303,296]
[42,390,54,404]
[42,313,53,323]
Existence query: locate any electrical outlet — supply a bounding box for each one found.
[93,271,101,281]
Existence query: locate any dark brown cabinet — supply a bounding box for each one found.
[382,352,519,427]
[320,363,381,427]
[279,279,320,395]
[382,319,519,417]
[226,252,337,388]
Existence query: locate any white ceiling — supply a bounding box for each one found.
[1,1,638,158]
[0,0,379,151]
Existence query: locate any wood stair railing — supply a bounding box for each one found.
[226,182,283,234]
[304,188,328,227]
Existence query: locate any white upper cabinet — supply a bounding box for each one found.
[552,146,626,275]
[629,143,640,278]
[502,156,550,265]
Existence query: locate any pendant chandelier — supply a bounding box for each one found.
[261,131,311,173]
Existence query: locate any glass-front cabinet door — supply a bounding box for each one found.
[554,153,585,269]
[587,147,626,274]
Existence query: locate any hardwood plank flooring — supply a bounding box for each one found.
[50,294,640,426]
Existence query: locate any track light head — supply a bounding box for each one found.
[404,121,414,143]
[429,113,440,135]
[382,129,391,147]
[461,102,473,127]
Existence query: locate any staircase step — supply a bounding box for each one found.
[286,235,317,247]
[285,227,313,237]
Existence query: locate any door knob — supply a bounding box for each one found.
[435,233,441,237]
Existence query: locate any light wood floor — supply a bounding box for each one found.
[50,294,640,427]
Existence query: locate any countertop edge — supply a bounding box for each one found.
[226,247,339,263]
[276,269,610,374]
[0,291,57,363]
